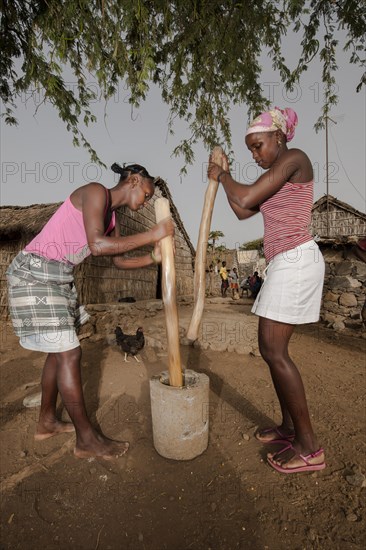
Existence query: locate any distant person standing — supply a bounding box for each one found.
[219,261,229,298]
[207,263,215,296]
[230,267,240,299]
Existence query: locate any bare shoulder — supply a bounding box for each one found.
[70,182,106,210]
[288,147,311,161]
[279,148,313,183]
[281,148,310,162]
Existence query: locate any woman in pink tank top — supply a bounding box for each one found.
[208,107,325,474]
[7,163,174,461]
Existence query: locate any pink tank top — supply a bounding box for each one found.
[25,188,115,265]
[260,181,313,262]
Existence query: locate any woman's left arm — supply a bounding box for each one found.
[227,199,260,220]
[113,254,155,269]
[111,216,159,269]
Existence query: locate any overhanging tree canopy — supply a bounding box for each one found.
[1,0,365,167]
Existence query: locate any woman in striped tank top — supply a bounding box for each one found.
[208,107,325,474]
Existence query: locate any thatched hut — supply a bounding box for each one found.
[311,195,366,239]
[0,179,195,319]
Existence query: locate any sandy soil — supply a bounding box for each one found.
[1,298,365,550]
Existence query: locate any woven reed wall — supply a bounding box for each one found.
[74,254,158,304]
[0,238,28,319]
[311,204,366,238]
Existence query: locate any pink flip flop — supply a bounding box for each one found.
[255,426,295,444]
[267,441,294,461]
[267,448,326,474]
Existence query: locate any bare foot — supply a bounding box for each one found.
[74,433,129,460]
[35,420,75,441]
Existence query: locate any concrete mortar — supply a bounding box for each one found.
[150,369,209,460]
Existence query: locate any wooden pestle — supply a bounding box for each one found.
[154,198,183,387]
[187,146,225,341]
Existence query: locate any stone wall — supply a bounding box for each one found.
[320,246,366,334]
[77,298,193,349]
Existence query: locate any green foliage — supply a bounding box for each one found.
[207,230,225,251]
[1,1,364,164]
[240,238,264,255]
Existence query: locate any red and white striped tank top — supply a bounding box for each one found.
[260,180,313,262]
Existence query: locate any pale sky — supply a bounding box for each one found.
[1,33,365,249]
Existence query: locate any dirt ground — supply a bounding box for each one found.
[1,298,365,550]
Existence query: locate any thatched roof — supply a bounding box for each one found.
[0,179,196,255]
[0,203,62,239]
[155,178,195,256]
[312,194,366,220]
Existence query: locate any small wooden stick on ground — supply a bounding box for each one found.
[187,146,225,341]
[154,198,183,387]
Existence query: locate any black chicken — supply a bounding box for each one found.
[115,326,145,363]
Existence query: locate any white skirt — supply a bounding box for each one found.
[251,240,325,324]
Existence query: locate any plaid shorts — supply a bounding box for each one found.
[6,251,89,351]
